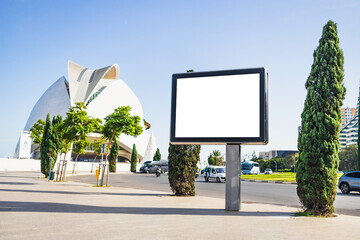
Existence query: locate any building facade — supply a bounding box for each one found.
[259,150,298,160]
[14,61,157,161]
[341,107,356,129]
[340,102,358,149]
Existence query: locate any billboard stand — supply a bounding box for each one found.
[170,67,268,212]
[225,144,241,211]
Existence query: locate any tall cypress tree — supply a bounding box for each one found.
[109,139,119,172]
[130,144,137,172]
[297,20,345,216]
[153,148,161,161]
[40,114,51,176]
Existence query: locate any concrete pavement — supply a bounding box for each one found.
[0,171,359,240]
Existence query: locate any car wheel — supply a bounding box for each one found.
[216,177,221,183]
[340,183,350,194]
[205,176,209,182]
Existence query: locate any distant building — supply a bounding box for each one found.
[340,100,359,150]
[341,107,356,129]
[258,151,269,160]
[259,150,298,160]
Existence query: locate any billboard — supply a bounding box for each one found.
[19,131,32,159]
[170,68,268,144]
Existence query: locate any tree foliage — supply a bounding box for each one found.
[73,138,91,161]
[131,144,138,172]
[40,114,63,177]
[30,119,45,145]
[339,145,358,171]
[101,106,143,161]
[207,150,223,166]
[297,20,345,216]
[153,148,161,161]
[59,102,102,161]
[168,144,201,196]
[109,139,119,172]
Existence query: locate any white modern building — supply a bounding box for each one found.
[14,61,157,162]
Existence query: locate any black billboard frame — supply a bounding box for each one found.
[170,67,268,145]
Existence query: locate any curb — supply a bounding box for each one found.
[241,179,297,185]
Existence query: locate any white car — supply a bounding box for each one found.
[204,166,226,183]
[264,168,273,174]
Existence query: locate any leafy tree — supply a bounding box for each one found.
[92,137,105,161]
[130,144,138,172]
[168,144,201,196]
[30,119,45,145]
[108,139,119,172]
[100,105,143,174]
[339,144,358,171]
[101,106,143,161]
[207,150,223,166]
[153,148,161,161]
[297,20,345,216]
[72,138,91,173]
[208,153,215,165]
[58,102,102,180]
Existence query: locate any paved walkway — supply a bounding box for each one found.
[0,171,359,240]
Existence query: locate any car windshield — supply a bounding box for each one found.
[216,168,225,173]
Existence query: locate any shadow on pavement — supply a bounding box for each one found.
[0,188,169,197]
[0,201,294,217]
[0,182,36,185]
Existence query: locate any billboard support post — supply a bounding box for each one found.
[226,144,241,211]
[170,67,268,211]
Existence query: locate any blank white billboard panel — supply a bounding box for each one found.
[175,74,260,138]
[170,68,268,144]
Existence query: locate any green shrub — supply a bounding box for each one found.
[109,139,119,172]
[131,144,137,172]
[168,144,200,196]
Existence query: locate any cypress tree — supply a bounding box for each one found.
[297,20,345,216]
[40,114,51,176]
[168,144,201,196]
[153,148,161,161]
[108,139,119,172]
[130,144,137,172]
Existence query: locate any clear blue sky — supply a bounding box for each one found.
[0,0,359,161]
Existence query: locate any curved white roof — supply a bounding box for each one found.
[15,61,156,159]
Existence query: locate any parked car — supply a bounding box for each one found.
[338,171,360,194]
[204,166,226,183]
[264,168,273,174]
[149,160,168,173]
[195,168,199,178]
[139,162,151,173]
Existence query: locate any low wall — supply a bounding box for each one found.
[0,158,131,173]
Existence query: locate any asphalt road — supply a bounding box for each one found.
[68,172,360,216]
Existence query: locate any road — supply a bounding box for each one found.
[68,172,360,216]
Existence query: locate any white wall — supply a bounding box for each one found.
[0,158,131,173]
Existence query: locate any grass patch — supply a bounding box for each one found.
[241,172,344,183]
[242,172,296,182]
[296,211,336,218]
